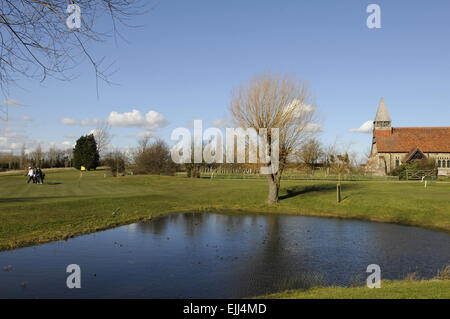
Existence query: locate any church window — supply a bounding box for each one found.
[447,160,450,168]
[443,161,447,168]
[395,159,399,167]
[437,160,441,168]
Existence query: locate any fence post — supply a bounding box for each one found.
[337,184,342,203]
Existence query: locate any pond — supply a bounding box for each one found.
[0,213,449,298]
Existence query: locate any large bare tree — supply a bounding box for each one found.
[93,120,111,155]
[230,71,318,204]
[0,0,150,91]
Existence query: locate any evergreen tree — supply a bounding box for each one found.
[73,134,100,170]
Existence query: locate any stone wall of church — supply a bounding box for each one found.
[366,152,450,176]
[426,153,450,176]
[376,152,407,175]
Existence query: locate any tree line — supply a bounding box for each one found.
[0,145,73,171]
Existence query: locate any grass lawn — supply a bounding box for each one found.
[0,168,449,251]
[258,280,450,299]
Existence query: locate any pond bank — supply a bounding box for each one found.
[257,279,450,299]
[0,172,449,251]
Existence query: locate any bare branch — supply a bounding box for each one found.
[0,0,151,93]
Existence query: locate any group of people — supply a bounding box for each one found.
[27,167,45,184]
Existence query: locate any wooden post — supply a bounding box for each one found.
[337,184,342,203]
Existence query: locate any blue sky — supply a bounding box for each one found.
[2,0,450,160]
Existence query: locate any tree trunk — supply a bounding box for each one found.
[266,174,280,204]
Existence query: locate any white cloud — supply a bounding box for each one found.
[350,120,373,133]
[61,109,168,131]
[212,119,230,128]
[61,118,79,125]
[22,116,32,121]
[304,123,322,132]
[107,109,168,130]
[2,98,21,107]
[107,109,142,127]
[0,127,27,150]
[0,136,8,146]
[60,117,100,127]
[136,131,154,138]
[4,131,27,138]
[0,123,77,154]
[284,99,314,118]
[80,118,100,127]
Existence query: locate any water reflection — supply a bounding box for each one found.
[0,213,449,298]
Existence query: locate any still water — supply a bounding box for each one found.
[0,213,449,298]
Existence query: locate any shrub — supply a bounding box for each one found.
[391,159,436,180]
[185,163,201,178]
[104,151,127,177]
[133,139,176,175]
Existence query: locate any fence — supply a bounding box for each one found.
[405,169,437,180]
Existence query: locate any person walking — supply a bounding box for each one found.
[26,167,34,184]
[39,168,45,184]
[36,167,44,184]
[35,168,41,184]
[32,167,37,184]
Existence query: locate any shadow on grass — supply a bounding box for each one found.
[280,183,358,201]
[0,194,88,203]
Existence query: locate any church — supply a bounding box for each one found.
[366,98,450,176]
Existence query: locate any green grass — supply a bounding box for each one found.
[199,171,399,181]
[0,168,449,251]
[258,280,450,299]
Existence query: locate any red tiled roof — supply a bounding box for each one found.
[374,127,450,153]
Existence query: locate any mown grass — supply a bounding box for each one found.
[257,280,450,299]
[0,168,449,251]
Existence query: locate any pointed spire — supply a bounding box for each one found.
[374,98,391,122]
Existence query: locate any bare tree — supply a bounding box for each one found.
[104,149,127,177]
[47,147,59,167]
[137,134,152,153]
[33,144,42,167]
[93,120,111,155]
[63,148,73,167]
[230,71,318,204]
[20,143,26,169]
[324,141,352,203]
[297,137,324,173]
[0,1,151,92]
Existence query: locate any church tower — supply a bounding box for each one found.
[373,98,391,130]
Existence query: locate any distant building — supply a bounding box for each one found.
[366,98,450,176]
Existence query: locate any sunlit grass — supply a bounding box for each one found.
[257,279,450,299]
